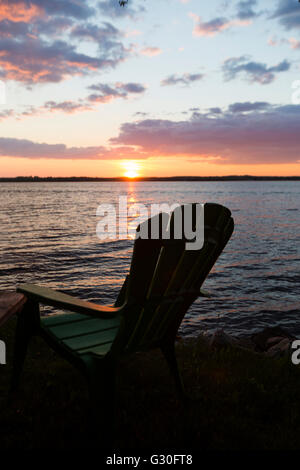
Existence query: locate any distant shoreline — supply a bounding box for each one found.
[0,176,299,182]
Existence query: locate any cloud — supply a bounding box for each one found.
[0,137,109,159]
[0,101,91,120]
[267,36,278,46]
[2,103,300,165]
[71,21,122,42]
[0,3,129,85]
[0,0,95,21]
[222,56,290,84]
[0,137,147,160]
[0,19,31,38]
[44,100,92,113]
[190,14,232,36]
[236,0,259,20]
[161,73,204,86]
[267,35,300,50]
[207,107,222,115]
[70,22,129,64]
[190,13,250,37]
[288,37,300,50]
[140,47,162,57]
[110,103,300,164]
[0,16,74,40]
[0,1,42,22]
[0,102,89,120]
[228,101,271,113]
[33,17,74,37]
[0,109,14,120]
[0,81,147,122]
[87,82,146,103]
[0,20,129,85]
[134,111,149,117]
[38,0,95,19]
[121,83,146,93]
[0,36,116,84]
[271,0,300,30]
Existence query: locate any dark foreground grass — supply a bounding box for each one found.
[1,317,300,450]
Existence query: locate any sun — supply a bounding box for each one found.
[122,161,140,178]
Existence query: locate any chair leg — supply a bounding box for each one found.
[10,299,39,393]
[85,357,117,448]
[161,341,187,402]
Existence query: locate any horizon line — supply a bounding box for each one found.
[0,175,300,182]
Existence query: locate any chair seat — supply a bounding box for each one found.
[41,313,121,357]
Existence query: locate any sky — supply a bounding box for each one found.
[0,0,300,177]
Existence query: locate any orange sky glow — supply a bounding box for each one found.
[1,157,299,178]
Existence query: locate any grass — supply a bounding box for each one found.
[1,317,300,450]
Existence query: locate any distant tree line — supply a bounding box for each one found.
[1,176,299,183]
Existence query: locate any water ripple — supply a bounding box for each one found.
[0,181,299,338]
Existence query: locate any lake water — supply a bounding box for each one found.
[0,181,299,338]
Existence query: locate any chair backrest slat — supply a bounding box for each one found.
[113,202,234,353]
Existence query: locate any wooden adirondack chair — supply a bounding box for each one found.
[12,202,234,445]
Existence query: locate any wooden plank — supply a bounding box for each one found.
[142,203,234,343]
[128,213,170,300]
[61,326,119,351]
[0,291,26,327]
[17,284,124,319]
[78,342,114,356]
[114,275,129,306]
[41,312,90,327]
[46,316,120,340]
[126,243,185,350]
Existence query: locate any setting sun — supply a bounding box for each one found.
[122,161,140,178]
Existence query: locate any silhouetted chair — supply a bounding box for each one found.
[13,202,234,444]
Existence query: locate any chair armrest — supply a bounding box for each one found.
[17,283,125,319]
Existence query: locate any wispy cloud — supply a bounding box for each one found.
[161,72,204,87]
[0,137,145,160]
[0,137,108,160]
[222,55,290,84]
[190,13,250,37]
[267,36,279,46]
[190,14,232,37]
[87,82,146,103]
[140,47,162,57]
[0,109,14,120]
[268,35,300,50]
[228,101,271,113]
[288,37,300,50]
[134,111,149,117]
[44,100,92,113]
[0,81,147,121]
